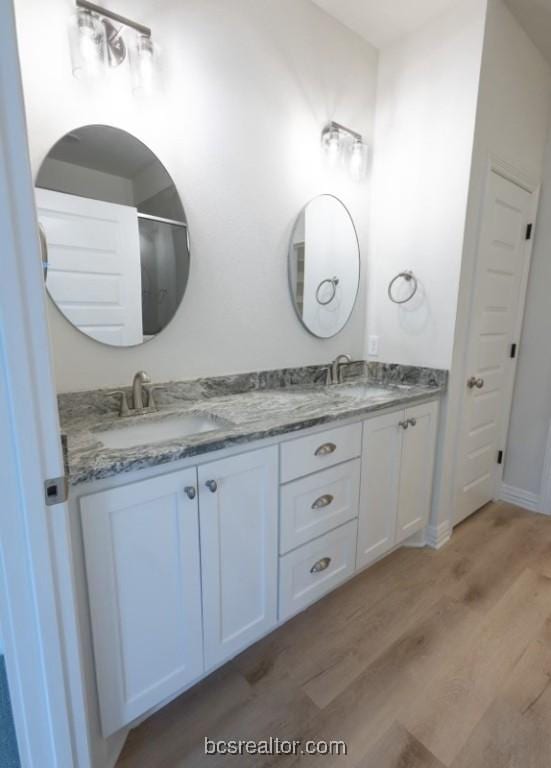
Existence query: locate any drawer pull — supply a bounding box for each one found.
[310,557,332,574]
[315,442,337,457]
[312,494,334,510]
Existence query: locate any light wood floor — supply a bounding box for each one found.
[117,502,551,768]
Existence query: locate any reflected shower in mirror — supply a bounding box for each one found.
[289,194,360,338]
[35,125,190,347]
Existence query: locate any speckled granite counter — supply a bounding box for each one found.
[59,363,447,486]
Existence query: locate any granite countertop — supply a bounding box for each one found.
[60,364,447,486]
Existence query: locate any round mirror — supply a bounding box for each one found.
[288,194,360,338]
[35,125,190,347]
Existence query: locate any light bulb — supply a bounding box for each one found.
[69,9,106,79]
[323,127,341,165]
[131,34,155,93]
[349,138,368,180]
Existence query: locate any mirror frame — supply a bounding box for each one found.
[288,193,361,339]
[36,124,191,348]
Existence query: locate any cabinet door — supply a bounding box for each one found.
[396,400,439,544]
[199,447,278,669]
[81,468,203,737]
[356,411,402,569]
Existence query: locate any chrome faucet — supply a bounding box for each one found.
[132,371,151,411]
[331,354,352,385]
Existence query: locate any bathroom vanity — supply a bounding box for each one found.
[37,122,446,745]
[61,366,444,738]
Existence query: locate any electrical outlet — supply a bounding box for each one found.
[368,335,379,356]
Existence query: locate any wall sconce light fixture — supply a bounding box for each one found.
[322,121,369,179]
[69,0,156,91]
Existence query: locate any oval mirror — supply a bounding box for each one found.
[288,194,360,338]
[35,125,190,347]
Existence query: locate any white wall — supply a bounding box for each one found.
[367,0,487,370]
[14,0,378,393]
[433,0,551,527]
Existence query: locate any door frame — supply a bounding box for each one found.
[452,154,540,524]
[0,1,86,765]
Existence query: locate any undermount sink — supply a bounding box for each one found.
[95,412,231,450]
[332,384,396,399]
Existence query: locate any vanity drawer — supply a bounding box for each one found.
[280,423,362,482]
[278,520,357,621]
[280,459,361,554]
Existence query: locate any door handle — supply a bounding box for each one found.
[205,480,218,493]
[467,377,485,389]
[184,486,196,500]
[398,420,409,430]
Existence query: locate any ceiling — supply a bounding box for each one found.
[311,0,463,48]
[504,0,551,64]
[49,126,156,180]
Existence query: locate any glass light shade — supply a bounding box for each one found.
[69,9,107,80]
[349,138,369,180]
[323,127,341,165]
[130,34,155,93]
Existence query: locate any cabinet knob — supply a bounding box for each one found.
[408,418,417,427]
[310,557,332,574]
[184,486,196,500]
[312,494,334,510]
[205,479,218,493]
[315,442,337,457]
[398,420,409,430]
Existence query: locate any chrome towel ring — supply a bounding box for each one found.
[388,270,418,305]
[316,276,340,306]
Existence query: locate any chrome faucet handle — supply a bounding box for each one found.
[144,385,157,411]
[112,391,130,417]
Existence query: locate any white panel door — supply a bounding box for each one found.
[356,410,402,569]
[198,447,278,670]
[35,187,142,346]
[455,172,533,524]
[396,401,439,544]
[81,469,203,737]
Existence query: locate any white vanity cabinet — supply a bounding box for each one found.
[78,398,440,738]
[198,447,279,669]
[81,446,279,736]
[81,468,204,737]
[356,400,439,569]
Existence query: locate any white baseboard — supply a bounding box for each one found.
[425,520,452,550]
[499,484,540,513]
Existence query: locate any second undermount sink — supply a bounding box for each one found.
[332,384,398,399]
[95,412,232,450]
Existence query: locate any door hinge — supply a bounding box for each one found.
[44,476,69,506]
[497,450,504,465]
[510,343,517,359]
[526,223,533,241]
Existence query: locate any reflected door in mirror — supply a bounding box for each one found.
[35,125,190,348]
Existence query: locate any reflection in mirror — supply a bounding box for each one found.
[35,125,190,347]
[289,194,360,338]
